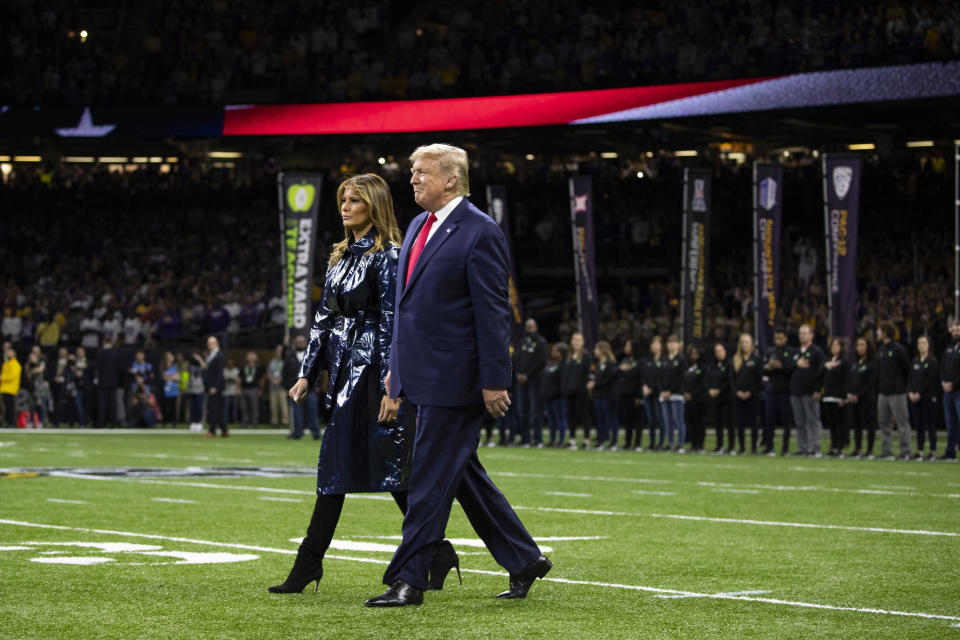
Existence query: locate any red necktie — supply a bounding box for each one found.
[405,212,437,286]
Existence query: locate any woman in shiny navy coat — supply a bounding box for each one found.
[268,174,457,594]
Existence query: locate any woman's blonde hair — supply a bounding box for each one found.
[409,143,470,196]
[595,340,614,363]
[329,174,403,267]
[733,333,754,373]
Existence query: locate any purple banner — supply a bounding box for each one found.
[823,154,861,345]
[754,163,783,354]
[681,168,711,346]
[569,176,599,350]
[278,172,322,344]
[486,185,525,349]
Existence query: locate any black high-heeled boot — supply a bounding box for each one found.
[267,545,324,593]
[426,540,462,591]
[268,494,345,594]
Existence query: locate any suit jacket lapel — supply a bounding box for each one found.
[401,200,468,299]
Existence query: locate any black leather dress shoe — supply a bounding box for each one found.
[496,555,552,599]
[364,580,424,607]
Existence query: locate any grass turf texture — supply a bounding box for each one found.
[0,431,958,639]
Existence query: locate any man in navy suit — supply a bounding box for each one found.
[366,144,551,607]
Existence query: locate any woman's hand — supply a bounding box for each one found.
[289,378,309,403]
[378,394,401,423]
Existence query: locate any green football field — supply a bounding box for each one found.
[1,429,958,639]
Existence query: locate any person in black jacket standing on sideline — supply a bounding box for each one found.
[515,318,547,447]
[200,335,227,438]
[846,336,877,459]
[540,343,567,447]
[641,336,663,450]
[707,343,733,454]
[732,333,763,454]
[876,322,912,460]
[589,341,619,450]
[616,340,643,451]
[659,335,686,452]
[95,339,124,428]
[790,324,825,456]
[938,321,960,461]
[683,344,708,453]
[908,335,938,460]
[763,328,795,456]
[563,332,593,450]
[822,338,850,457]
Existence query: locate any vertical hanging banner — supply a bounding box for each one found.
[278,172,322,344]
[955,142,959,321]
[823,154,861,345]
[569,176,599,350]
[753,163,783,354]
[681,168,711,346]
[486,186,525,348]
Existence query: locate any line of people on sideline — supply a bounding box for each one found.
[485,318,960,462]
[0,337,323,438]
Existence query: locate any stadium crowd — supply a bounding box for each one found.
[2,0,959,105]
[0,148,956,461]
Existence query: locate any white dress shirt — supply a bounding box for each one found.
[424,195,463,244]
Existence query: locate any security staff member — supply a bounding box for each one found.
[939,322,960,461]
[763,328,795,456]
[789,324,825,457]
[706,343,733,454]
[876,322,911,460]
[515,318,547,446]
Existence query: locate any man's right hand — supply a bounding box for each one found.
[944,381,953,393]
[289,378,309,403]
[482,388,510,418]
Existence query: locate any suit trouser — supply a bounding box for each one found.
[241,388,259,426]
[765,390,793,453]
[516,381,543,444]
[269,388,289,425]
[206,393,227,434]
[790,394,822,455]
[943,390,960,458]
[877,393,911,457]
[383,403,541,591]
[97,386,118,427]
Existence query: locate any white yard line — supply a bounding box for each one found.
[40,473,960,538]
[150,498,197,504]
[46,499,87,505]
[545,491,592,498]
[513,506,960,538]
[1,518,955,623]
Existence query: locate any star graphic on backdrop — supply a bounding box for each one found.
[574,195,589,212]
[54,107,116,137]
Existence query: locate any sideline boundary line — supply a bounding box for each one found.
[0,518,957,623]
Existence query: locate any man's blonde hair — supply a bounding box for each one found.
[409,143,470,196]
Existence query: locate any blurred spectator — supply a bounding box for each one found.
[1,344,21,426]
[267,344,288,428]
[223,358,240,424]
[240,351,264,428]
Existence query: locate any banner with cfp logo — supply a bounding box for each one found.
[277,173,322,343]
[823,154,861,346]
[486,185,525,349]
[569,176,599,350]
[753,163,783,354]
[681,168,712,346]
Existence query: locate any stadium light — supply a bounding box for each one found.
[525,154,535,160]
[905,140,934,148]
[378,157,386,165]
[208,151,242,158]
[13,155,42,162]
[0,163,11,176]
[80,30,88,42]
[97,156,128,163]
[148,157,163,163]
[131,156,148,163]
[646,152,654,158]
[848,143,875,150]
[64,156,95,163]
[636,171,645,179]
[600,152,618,159]
[165,157,179,163]
[674,150,698,157]
[0,155,9,161]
